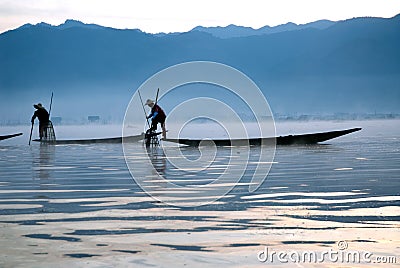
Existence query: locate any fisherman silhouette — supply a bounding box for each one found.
[145,99,167,139]
[31,103,50,140]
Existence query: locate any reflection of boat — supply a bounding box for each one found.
[0,133,23,141]
[165,128,362,147]
[33,134,144,145]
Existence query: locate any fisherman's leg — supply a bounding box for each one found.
[39,124,44,140]
[150,120,158,132]
[44,123,48,139]
[161,122,166,139]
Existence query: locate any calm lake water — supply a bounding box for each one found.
[0,120,399,267]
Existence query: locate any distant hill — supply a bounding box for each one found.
[0,15,399,123]
[17,19,122,31]
[191,20,335,38]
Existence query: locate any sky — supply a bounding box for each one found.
[0,0,399,34]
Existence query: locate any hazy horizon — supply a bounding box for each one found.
[1,8,399,125]
[0,0,399,34]
[2,13,400,35]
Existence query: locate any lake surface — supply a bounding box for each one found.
[0,120,399,267]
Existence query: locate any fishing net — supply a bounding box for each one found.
[42,121,56,142]
[144,129,160,147]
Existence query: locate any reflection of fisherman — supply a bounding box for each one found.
[31,103,49,140]
[145,99,167,139]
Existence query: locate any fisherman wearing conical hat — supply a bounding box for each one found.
[31,103,50,140]
[145,99,167,139]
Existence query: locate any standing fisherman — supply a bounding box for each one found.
[145,99,167,139]
[31,103,50,140]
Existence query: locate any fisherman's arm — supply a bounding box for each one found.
[148,106,160,120]
[147,107,160,119]
[31,112,37,123]
[146,112,158,119]
[151,112,158,119]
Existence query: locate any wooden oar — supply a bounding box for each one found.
[138,90,151,128]
[28,123,33,145]
[155,88,159,105]
[49,92,53,117]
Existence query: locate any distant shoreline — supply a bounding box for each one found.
[1,114,399,127]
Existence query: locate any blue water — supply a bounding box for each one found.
[0,120,399,266]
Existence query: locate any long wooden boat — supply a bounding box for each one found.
[33,134,144,145]
[32,128,361,146]
[164,128,362,146]
[0,133,23,141]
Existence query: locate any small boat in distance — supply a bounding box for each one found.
[0,133,23,141]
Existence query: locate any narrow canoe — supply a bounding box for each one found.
[164,128,362,147]
[0,133,23,141]
[33,134,144,145]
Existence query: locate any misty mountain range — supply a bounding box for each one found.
[0,15,399,123]
[191,20,335,38]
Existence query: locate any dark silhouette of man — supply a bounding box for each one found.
[31,103,49,140]
[145,99,167,139]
